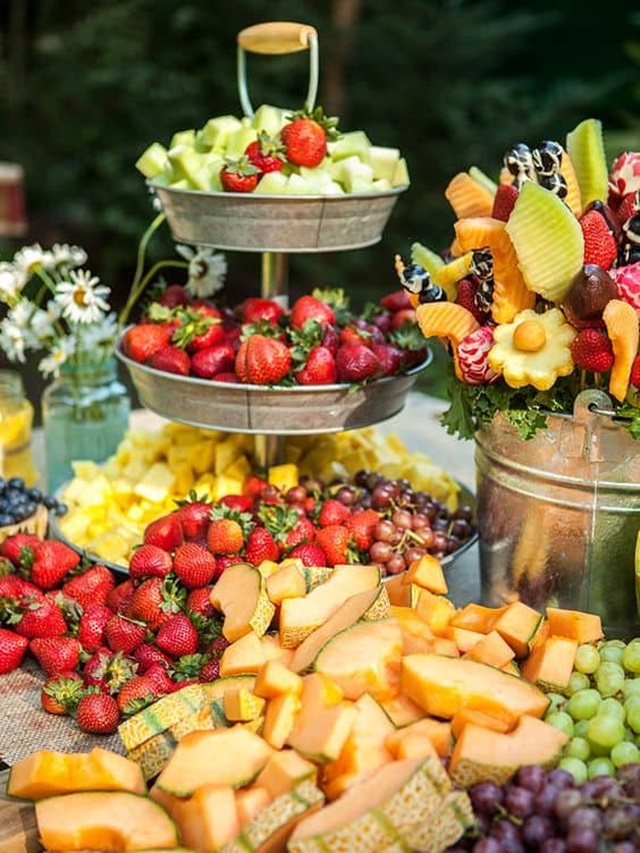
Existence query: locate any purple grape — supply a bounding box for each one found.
[540,840,568,853]
[609,842,638,853]
[472,839,502,853]
[504,785,535,819]
[547,768,576,791]
[521,814,556,849]
[490,818,522,847]
[602,803,640,841]
[470,780,505,816]
[580,774,618,802]
[565,826,600,853]
[566,806,603,835]
[616,762,640,799]
[516,764,548,794]
[554,788,584,824]
[535,784,562,816]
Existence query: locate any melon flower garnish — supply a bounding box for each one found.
[488,307,577,392]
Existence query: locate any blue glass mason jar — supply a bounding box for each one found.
[41,356,130,492]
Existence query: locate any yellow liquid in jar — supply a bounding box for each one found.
[0,372,38,486]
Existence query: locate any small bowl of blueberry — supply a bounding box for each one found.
[0,476,67,542]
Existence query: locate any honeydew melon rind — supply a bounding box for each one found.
[136,103,409,195]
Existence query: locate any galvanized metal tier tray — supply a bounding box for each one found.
[117,346,432,435]
[151,181,408,253]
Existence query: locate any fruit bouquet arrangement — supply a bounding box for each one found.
[394,117,640,441]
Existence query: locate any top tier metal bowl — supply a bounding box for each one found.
[117,345,432,435]
[151,181,408,253]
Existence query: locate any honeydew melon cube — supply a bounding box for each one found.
[167,178,190,189]
[369,146,401,182]
[340,160,375,194]
[225,126,258,158]
[392,157,410,187]
[372,179,392,192]
[253,171,289,194]
[252,103,289,135]
[284,173,317,195]
[170,129,196,149]
[168,146,218,190]
[135,142,170,179]
[328,130,372,162]
[200,115,243,152]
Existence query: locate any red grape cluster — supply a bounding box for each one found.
[444,763,640,853]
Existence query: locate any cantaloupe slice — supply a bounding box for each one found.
[171,784,240,851]
[401,653,550,726]
[278,564,381,649]
[505,181,584,304]
[118,684,205,753]
[491,600,545,658]
[400,790,475,853]
[445,171,496,219]
[414,589,457,636]
[260,633,294,667]
[444,625,487,654]
[262,691,302,750]
[321,693,395,801]
[286,674,357,764]
[153,725,274,797]
[288,757,454,853]
[235,785,272,827]
[290,585,390,674]
[403,553,448,594]
[545,606,603,643]
[224,686,266,722]
[394,731,439,761]
[463,629,516,669]
[210,562,276,642]
[254,659,304,699]
[520,634,578,692]
[311,619,403,702]
[378,692,427,728]
[454,216,536,323]
[450,707,513,741]
[449,602,508,633]
[449,714,570,788]
[414,301,480,348]
[255,749,317,800]
[35,791,179,851]
[603,298,639,401]
[384,574,421,607]
[219,631,268,677]
[385,716,453,759]
[7,747,145,800]
[265,562,307,605]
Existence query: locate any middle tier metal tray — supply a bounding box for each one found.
[117,347,432,435]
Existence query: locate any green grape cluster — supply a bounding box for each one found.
[543,637,640,784]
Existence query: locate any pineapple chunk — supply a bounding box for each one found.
[133,463,176,503]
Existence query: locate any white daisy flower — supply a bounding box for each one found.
[38,335,76,378]
[55,269,111,324]
[0,318,27,362]
[178,244,227,299]
[77,312,119,350]
[13,243,49,276]
[51,243,87,269]
[31,304,61,342]
[0,262,26,303]
[7,298,37,329]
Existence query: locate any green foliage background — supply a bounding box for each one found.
[1,0,640,408]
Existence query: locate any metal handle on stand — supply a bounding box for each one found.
[237,21,319,117]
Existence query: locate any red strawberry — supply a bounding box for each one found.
[339,325,372,347]
[128,544,173,581]
[147,344,191,375]
[579,209,618,270]
[220,494,254,513]
[121,322,174,364]
[288,542,327,567]
[0,627,28,673]
[244,474,269,500]
[240,297,286,327]
[0,532,40,567]
[220,155,260,193]
[14,597,67,639]
[206,518,245,555]
[143,512,184,553]
[185,587,217,619]
[82,647,137,695]
[295,346,337,386]
[346,508,381,552]
[29,539,81,590]
[170,309,224,354]
[245,132,286,175]
[235,334,292,385]
[76,692,121,734]
[132,642,173,674]
[455,278,486,324]
[389,308,418,331]
[380,290,412,312]
[191,342,236,379]
[335,343,381,383]
[62,564,115,608]
[0,574,44,604]
[40,672,84,715]
[570,328,614,373]
[284,517,317,552]
[370,343,405,377]
[491,183,519,221]
[172,542,218,590]
[175,498,213,541]
[281,106,338,168]
[104,613,147,655]
[289,295,336,331]
[77,602,112,652]
[30,636,82,677]
[213,371,240,383]
[155,614,199,657]
[144,661,176,694]
[127,577,184,631]
[317,499,351,528]
[617,191,640,225]
[244,527,280,566]
[198,657,221,683]
[156,283,191,310]
[314,525,352,567]
[106,578,136,614]
[116,673,158,714]
[631,354,640,389]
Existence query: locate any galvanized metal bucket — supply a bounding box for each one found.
[475,389,640,638]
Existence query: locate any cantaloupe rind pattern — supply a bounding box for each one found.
[602,298,640,401]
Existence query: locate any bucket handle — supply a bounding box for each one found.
[237,22,319,118]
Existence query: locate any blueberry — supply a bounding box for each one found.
[0,513,14,525]
[27,487,43,503]
[7,477,25,491]
[43,495,57,510]
[53,502,68,516]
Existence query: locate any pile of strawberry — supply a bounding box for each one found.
[219,106,339,193]
[121,285,429,386]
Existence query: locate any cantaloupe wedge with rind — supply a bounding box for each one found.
[449,714,569,788]
[602,298,640,401]
[454,216,536,323]
[35,790,179,851]
[210,562,276,643]
[506,181,584,303]
[171,785,240,852]
[566,117,609,210]
[520,634,578,693]
[415,301,479,350]
[445,171,495,219]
